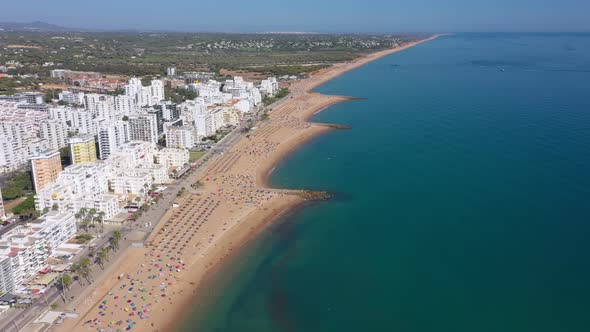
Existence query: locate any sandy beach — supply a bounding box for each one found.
[55,35,439,332]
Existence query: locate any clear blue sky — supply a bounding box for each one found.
[1,0,588,32]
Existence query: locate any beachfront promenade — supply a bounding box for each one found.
[52,36,437,332]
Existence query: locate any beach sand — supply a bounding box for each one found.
[55,35,439,332]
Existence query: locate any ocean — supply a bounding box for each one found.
[179,33,590,332]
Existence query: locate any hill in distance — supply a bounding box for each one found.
[0,21,76,32]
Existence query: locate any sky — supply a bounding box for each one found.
[0,0,589,33]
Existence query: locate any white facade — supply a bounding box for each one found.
[35,163,112,217]
[0,212,76,291]
[98,121,130,160]
[128,114,158,144]
[115,95,139,116]
[124,78,165,107]
[40,120,69,150]
[0,229,49,290]
[155,148,189,171]
[58,91,85,105]
[259,77,279,96]
[0,135,27,172]
[30,212,77,255]
[0,256,15,294]
[166,126,195,149]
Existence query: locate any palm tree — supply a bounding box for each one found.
[57,273,73,302]
[111,230,122,250]
[78,257,93,283]
[88,208,98,232]
[80,219,91,233]
[96,250,107,269]
[71,263,84,286]
[103,246,112,260]
[97,211,106,233]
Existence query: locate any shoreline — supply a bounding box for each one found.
[58,34,440,332]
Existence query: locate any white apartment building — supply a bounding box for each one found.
[179,99,207,124]
[166,126,195,149]
[95,100,118,123]
[150,80,166,105]
[0,212,76,291]
[0,229,49,291]
[115,95,139,116]
[58,91,85,105]
[98,121,130,160]
[0,117,38,150]
[71,194,120,221]
[103,143,167,200]
[27,138,51,158]
[223,106,242,126]
[155,148,189,170]
[0,92,44,105]
[35,163,112,216]
[84,94,108,114]
[0,135,27,172]
[40,120,69,150]
[109,169,153,196]
[228,99,252,113]
[0,256,15,294]
[128,113,158,144]
[259,77,279,96]
[124,78,165,107]
[28,212,77,255]
[49,106,97,136]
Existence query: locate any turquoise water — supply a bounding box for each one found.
[180,33,590,332]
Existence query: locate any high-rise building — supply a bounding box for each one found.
[124,78,165,107]
[30,149,62,192]
[156,102,180,122]
[0,135,27,172]
[150,80,165,105]
[98,121,130,160]
[40,120,69,150]
[167,67,176,76]
[0,256,15,294]
[128,114,158,144]
[147,107,164,135]
[69,136,97,164]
